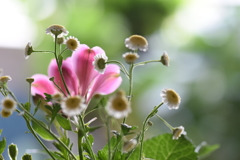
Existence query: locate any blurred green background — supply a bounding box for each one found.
[1,0,240,159]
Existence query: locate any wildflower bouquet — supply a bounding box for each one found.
[0,25,219,160]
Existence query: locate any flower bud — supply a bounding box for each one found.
[21,154,32,160]
[8,143,18,160]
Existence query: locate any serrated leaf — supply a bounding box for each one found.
[97,136,118,160]
[44,93,52,102]
[128,133,198,160]
[0,137,6,154]
[31,120,55,141]
[56,114,72,130]
[82,135,94,155]
[50,103,61,123]
[197,142,220,159]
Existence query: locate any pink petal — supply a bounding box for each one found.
[48,58,78,96]
[31,74,56,97]
[87,64,122,103]
[72,44,104,97]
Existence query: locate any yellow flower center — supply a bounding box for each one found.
[166,90,180,104]
[1,109,12,118]
[112,96,128,111]
[129,35,148,46]
[66,39,78,50]
[65,97,81,110]
[3,99,15,110]
[97,58,106,69]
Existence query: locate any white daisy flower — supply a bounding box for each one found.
[160,51,170,67]
[25,42,33,59]
[125,35,148,52]
[105,90,131,119]
[92,54,108,74]
[123,139,137,152]
[122,52,139,64]
[160,89,181,109]
[46,24,69,37]
[1,97,17,112]
[52,92,64,103]
[61,96,87,117]
[64,36,80,51]
[172,126,186,140]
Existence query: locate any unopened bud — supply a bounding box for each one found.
[22,154,32,160]
[8,143,18,160]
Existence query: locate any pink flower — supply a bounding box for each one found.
[31,44,122,104]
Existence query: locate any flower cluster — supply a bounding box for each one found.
[0,24,194,160]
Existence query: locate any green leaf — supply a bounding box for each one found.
[97,136,118,160]
[0,137,6,154]
[23,102,31,112]
[128,133,198,160]
[196,142,220,159]
[50,103,61,123]
[33,99,42,116]
[44,93,52,102]
[56,114,72,130]
[0,129,2,136]
[82,135,94,155]
[31,120,55,141]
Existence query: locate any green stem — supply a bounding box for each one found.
[107,60,130,79]
[155,114,174,130]
[106,117,111,160]
[134,60,160,67]
[138,102,163,160]
[33,50,55,54]
[59,47,68,57]
[7,89,77,160]
[50,78,67,97]
[112,135,122,160]
[78,129,84,160]
[78,115,96,160]
[53,35,71,96]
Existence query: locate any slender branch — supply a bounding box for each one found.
[107,60,130,79]
[134,60,160,67]
[106,116,111,160]
[78,115,96,160]
[53,35,71,96]
[138,102,163,160]
[59,47,68,57]
[155,114,174,130]
[78,129,84,160]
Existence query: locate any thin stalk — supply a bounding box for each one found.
[106,117,111,160]
[59,47,68,57]
[33,50,55,54]
[107,60,130,79]
[111,136,122,160]
[78,115,96,160]
[7,89,77,160]
[134,60,160,67]
[155,114,174,130]
[138,102,163,160]
[78,129,84,160]
[50,79,67,97]
[53,35,71,96]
